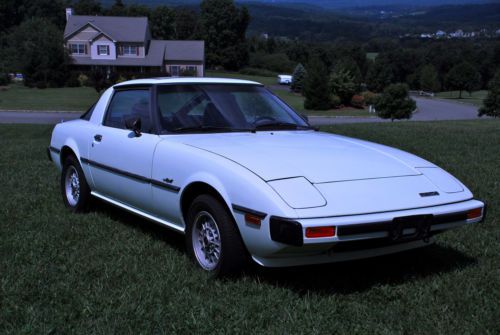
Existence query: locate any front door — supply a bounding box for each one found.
[89,88,161,213]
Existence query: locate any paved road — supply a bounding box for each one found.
[0,96,484,125]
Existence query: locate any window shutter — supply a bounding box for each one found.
[136,46,139,56]
[84,44,87,55]
[106,45,109,55]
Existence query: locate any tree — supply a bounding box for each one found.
[108,0,126,16]
[150,6,175,40]
[73,0,102,16]
[291,63,307,93]
[375,83,416,121]
[366,58,394,93]
[445,62,481,98]
[304,57,330,110]
[174,8,198,39]
[419,65,440,92]
[4,18,70,87]
[329,66,357,105]
[199,0,249,70]
[479,70,500,118]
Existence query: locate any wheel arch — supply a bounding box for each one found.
[60,145,77,166]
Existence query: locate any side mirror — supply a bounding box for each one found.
[125,116,142,137]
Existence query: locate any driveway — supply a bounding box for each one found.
[0,97,484,125]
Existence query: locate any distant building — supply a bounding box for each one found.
[63,8,205,76]
[435,30,447,38]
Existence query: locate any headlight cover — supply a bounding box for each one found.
[417,167,464,193]
[268,177,326,209]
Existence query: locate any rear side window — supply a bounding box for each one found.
[104,89,152,132]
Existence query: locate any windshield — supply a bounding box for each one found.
[156,84,310,133]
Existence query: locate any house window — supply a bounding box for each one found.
[170,66,180,77]
[97,45,109,56]
[70,43,86,55]
[122,45,138,56]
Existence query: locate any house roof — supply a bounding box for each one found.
[163,41,205,61]
[64,15,148,42]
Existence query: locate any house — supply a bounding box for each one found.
[435,30,447,38]
[63,8,205,76]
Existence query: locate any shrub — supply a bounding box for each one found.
[78,74,91,87]
[350,95,365,108]
[35,81,47,89]
[239,67,277,77]
[479,70,500,118]
[66,73,81,87]
[180,68,197,77]
[375,83,416,121]
[330,94,342,108]
[362,91,379,105]
[0,73,11,86]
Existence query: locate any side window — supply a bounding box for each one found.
[80,103,96,121]
[104,89,152,133]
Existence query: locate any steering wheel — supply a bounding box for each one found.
[253,116,276,125]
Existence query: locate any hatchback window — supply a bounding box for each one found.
[104,89,152,133]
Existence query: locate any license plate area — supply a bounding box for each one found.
[391,214,433,241]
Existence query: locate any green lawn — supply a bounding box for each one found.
[0,83,99,111]
[1,121,499,334]
[366,52,379,61]
[436,90,487,107]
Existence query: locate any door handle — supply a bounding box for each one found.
[94,134,102,142]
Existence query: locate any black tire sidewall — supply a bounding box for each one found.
[186,194,246,277]
[61,155,91,212]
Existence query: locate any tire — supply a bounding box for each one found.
[61,155,91,212]
[186,194,247,277]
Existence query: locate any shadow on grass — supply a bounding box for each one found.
[91,198,187,253]
[89,198,477,295]
[246,244,477,295]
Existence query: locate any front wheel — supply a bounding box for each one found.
[186,194,247,277]
[61,155,91,212]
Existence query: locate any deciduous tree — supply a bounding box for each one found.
[199,0,249,70]
[375,83,416,121]
[445,62,481,98]
[329,65,357,105]
[419,64,440,92]
[150,6,175,40]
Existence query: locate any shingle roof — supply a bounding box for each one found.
[164,41,205,61]
[64,15,148,42]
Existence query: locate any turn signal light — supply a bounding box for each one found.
[467,208,483,220]
[245,213,262,226]
[305,226,336,238]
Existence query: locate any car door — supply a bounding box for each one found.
[88,86,162,213]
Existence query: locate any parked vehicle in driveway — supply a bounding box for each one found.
[48,77,486,276]
[277,75,292,85]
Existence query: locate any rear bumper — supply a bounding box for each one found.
[252,199,484,267]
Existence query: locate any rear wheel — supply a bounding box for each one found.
[186,194,247,277]
[61,155,91,212]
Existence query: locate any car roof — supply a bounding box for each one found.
[113,77,262,88]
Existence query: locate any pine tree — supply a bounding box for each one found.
[304,57,331,110]
[290,63,307,93]
[479,70,500,118]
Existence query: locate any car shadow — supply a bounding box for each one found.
[89,199,477,295]
[244,244,477,295]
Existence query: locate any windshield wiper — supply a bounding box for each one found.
[253,122,315,131]
[170,125,252,133]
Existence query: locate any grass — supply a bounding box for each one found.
[435,90,487,107]
[1,120,499,334]
[366,52,379,61]
[0,83,99,111]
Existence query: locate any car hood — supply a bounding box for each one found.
[179,131,434,183]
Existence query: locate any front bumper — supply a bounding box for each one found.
[251,199,485,268]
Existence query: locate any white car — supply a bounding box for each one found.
[277,75,292,85]
[48,78,486,276]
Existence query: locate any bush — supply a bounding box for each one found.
[0,73,11,86]
[330,94,342,108]
[375,83,416,121]
[66,73,81,87]
[239,67,277,77]
[362,91,379,105]
[249,52,295,73]
[350,95,365,108]
[35,81,47,89]
[78,74,91,87]
[180,68,197,77]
